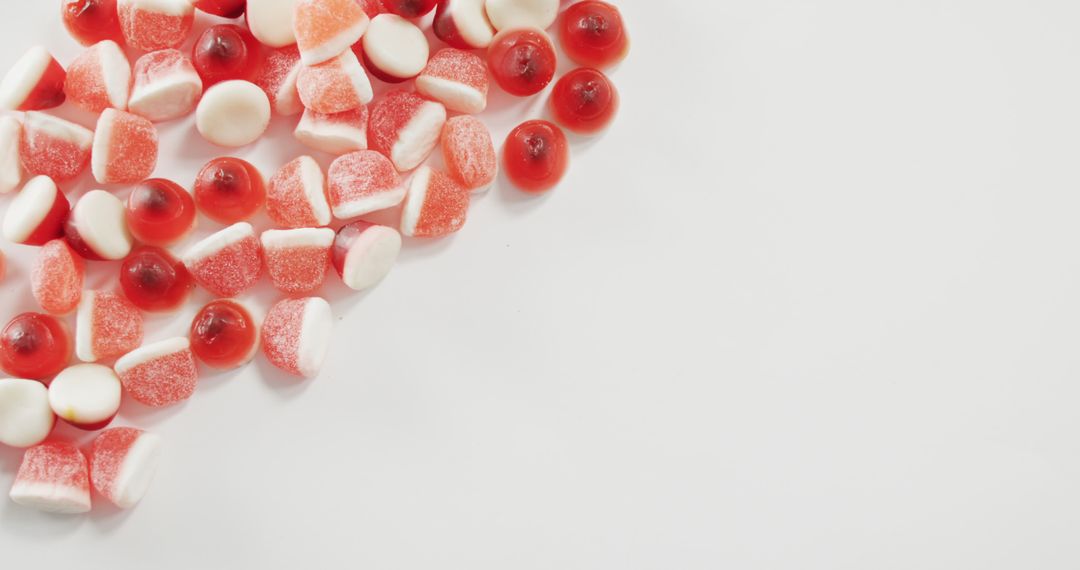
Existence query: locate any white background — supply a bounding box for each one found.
[3,0,1080,568]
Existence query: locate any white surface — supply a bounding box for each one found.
[2,1,1080,568]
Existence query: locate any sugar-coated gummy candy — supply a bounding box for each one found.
[415,48,488,114]
[294,106,368,155]
[62,0,126,47]
[262,228,334,294]
[0,116,23,194]
[357,0,386,17]
[90,427,162,509]
[484,0,558,32]
[267,156,332,228]
[0,313,72,381]
[368,90,446,172]
[115,338,197,407]
[9,442,91,514]
[48,364,122,431]
[65,40,131,114]
[76,291,144,363]
[182,222,264,297]
[0,47,66,111]
[294,0,370,66]
[296,49,373,114]
[0,379,56,448]
[196,80,271,147]
[189,299,259,369]
[254,46,304,116]
[441,115,497,192]
[129,49,204,123]
[92,109,159,184]
[433,0,495,50]
[19,112,93,182]
[120,246,195,312]
[400,166,470,238]
[2,176,70,246]
[117,0,195,51]
[361,14,429,83]
[247,0,302,48]
[65,190,134,261]
[332,221,401,291]
[31,240,85,316]
[327,150,404,219]
[262,297,332,378]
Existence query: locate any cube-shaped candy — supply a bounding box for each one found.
[0,379,55,448]
[2,176,70,246]
[441,115,497,192]
[48,364,122,431]
[182,222,263,297]
[0,46,66,111]
[76,291,144,363]
[92,109,158,185]
[261,228,334,294]
[66,190,134,261]
[267,156,331,228]
[327,150,403,219]
[294,106,368,155]
[255,46,303,116]
[368,90,446,172]
[262,297,332,378]
[9,441,91,514]
[400,166,470,238]
[297,49,373,114]
[129,49,203,122]
[0,115,23,194]
[415,48,488,114]
[332,221,401,291]
[31,240,85,316]
[114,337,198,407]
[117,0,196,51]
[248,0,301,48]
[294,0,369,66]
[19,112,93,182]
[64,40,131,113]
[90,427,162,509]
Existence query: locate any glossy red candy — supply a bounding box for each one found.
[119,246,195,313]
[194,0,246,18]
[61,0,125,47]
[559,1,628,69]
[126,178,197,247]
[550,67,619,134]
[193,157,265,224]
[0,313,70,380]
[192,25,263,87]
[189,299,258,370]
[502,119,568,193]
[487,28,557,97]
[382,0,436,17]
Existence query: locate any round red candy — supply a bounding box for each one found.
[61,0,125,47]
[193,157,265,224]
[559,1,629,69]
[382,0,435,17]
[0,312,71,380]
[487,28,557,97]
[119,246,194,313]
[126,178,196,247]
[194,0,245,18]
[503,120,568,193]
[189,299,258,370]
[549,67,619,134]
[192,24,263,87]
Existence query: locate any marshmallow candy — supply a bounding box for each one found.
[19,112,93,182]
[182,222,263,297]
[255,46,303,116]
[294,106,368,155]
[196,80,271,147]
[65,190,134,261]
[441,115,496,191]
[361,14,429,83]
[484,0,558,31]
[0,47,67,111]
[296,49,373,114]
[262,228,334,294]
[0,116,23,194]
[416,48,488,114]
[267,156,331,228]
[90,427,162,509]
[31,240,85,316]
[117,0,196,51]
[294,0,370,66]
[327,150,403,219]
[262,297,332,378]
[0,379,55,448]
[9,442,91,514]
[433,0,495,50]
[49,364,122,430]
[248,0,302,47]
[129,49,203,122]
[368,90,446,172]
[64,40,131,113]
[114,338,198,407]
[2,176,70,246]
[400,166,469,238]
[76,291,145,363]
[332,221,401,291]
[92,109,159,184]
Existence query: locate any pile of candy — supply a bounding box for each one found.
[0,0,626,514]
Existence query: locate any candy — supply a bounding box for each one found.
[550,67,619,134]
[441,115,496,192]
[48,364,122,430]
[400,166,469,237]
[114,338,197,407]
[327,150,403,219]
[92,109,159,185]
[190,299,259,369]
[296,49,373,114]
[294,107,367,155]
[368,90,446,172]
[193,157,266,224]
[65,190,134,261]
[76,291,144,363]
[559,1,629,69]
[117,0,195,51]
[62,0,125,46]
[262,297,332,378]
[503,119,567,193]
[2,176,70,246]
[0,313,72,380]
[247,0,302,48]
[415,48,488,114]
[125,178,197,247]
[9,442,91,514]
[64,41,131,114]
[129,49,203,122]
[19,112,93,182]
[294,0,370,66]
[31,240,85,316]
[487,28,556,96]
[0,47,66,111]
[0,115,23,194]
[0,379,55,448]
[119,246,195,312]
[194,0,246,17]
[90,428,162,508]
[182,222,263,297]
[261,228,334,294]
[332,221,401,290]
[382,0,436,17]
[361,14,429,83]
[192,24,263,87]
[433,0,495,50]
[254,46,304,116]
[196,80,271,147]
[357,0,386,17]
[266,156,332,228]
[484,0,557,32]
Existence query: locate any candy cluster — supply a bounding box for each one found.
[0,0,627,514]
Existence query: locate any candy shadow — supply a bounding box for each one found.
[254,356,313,397]
[85,488,135,529]
[116,395,190,427]
[493,167,552,211]
[0,501,87,538]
